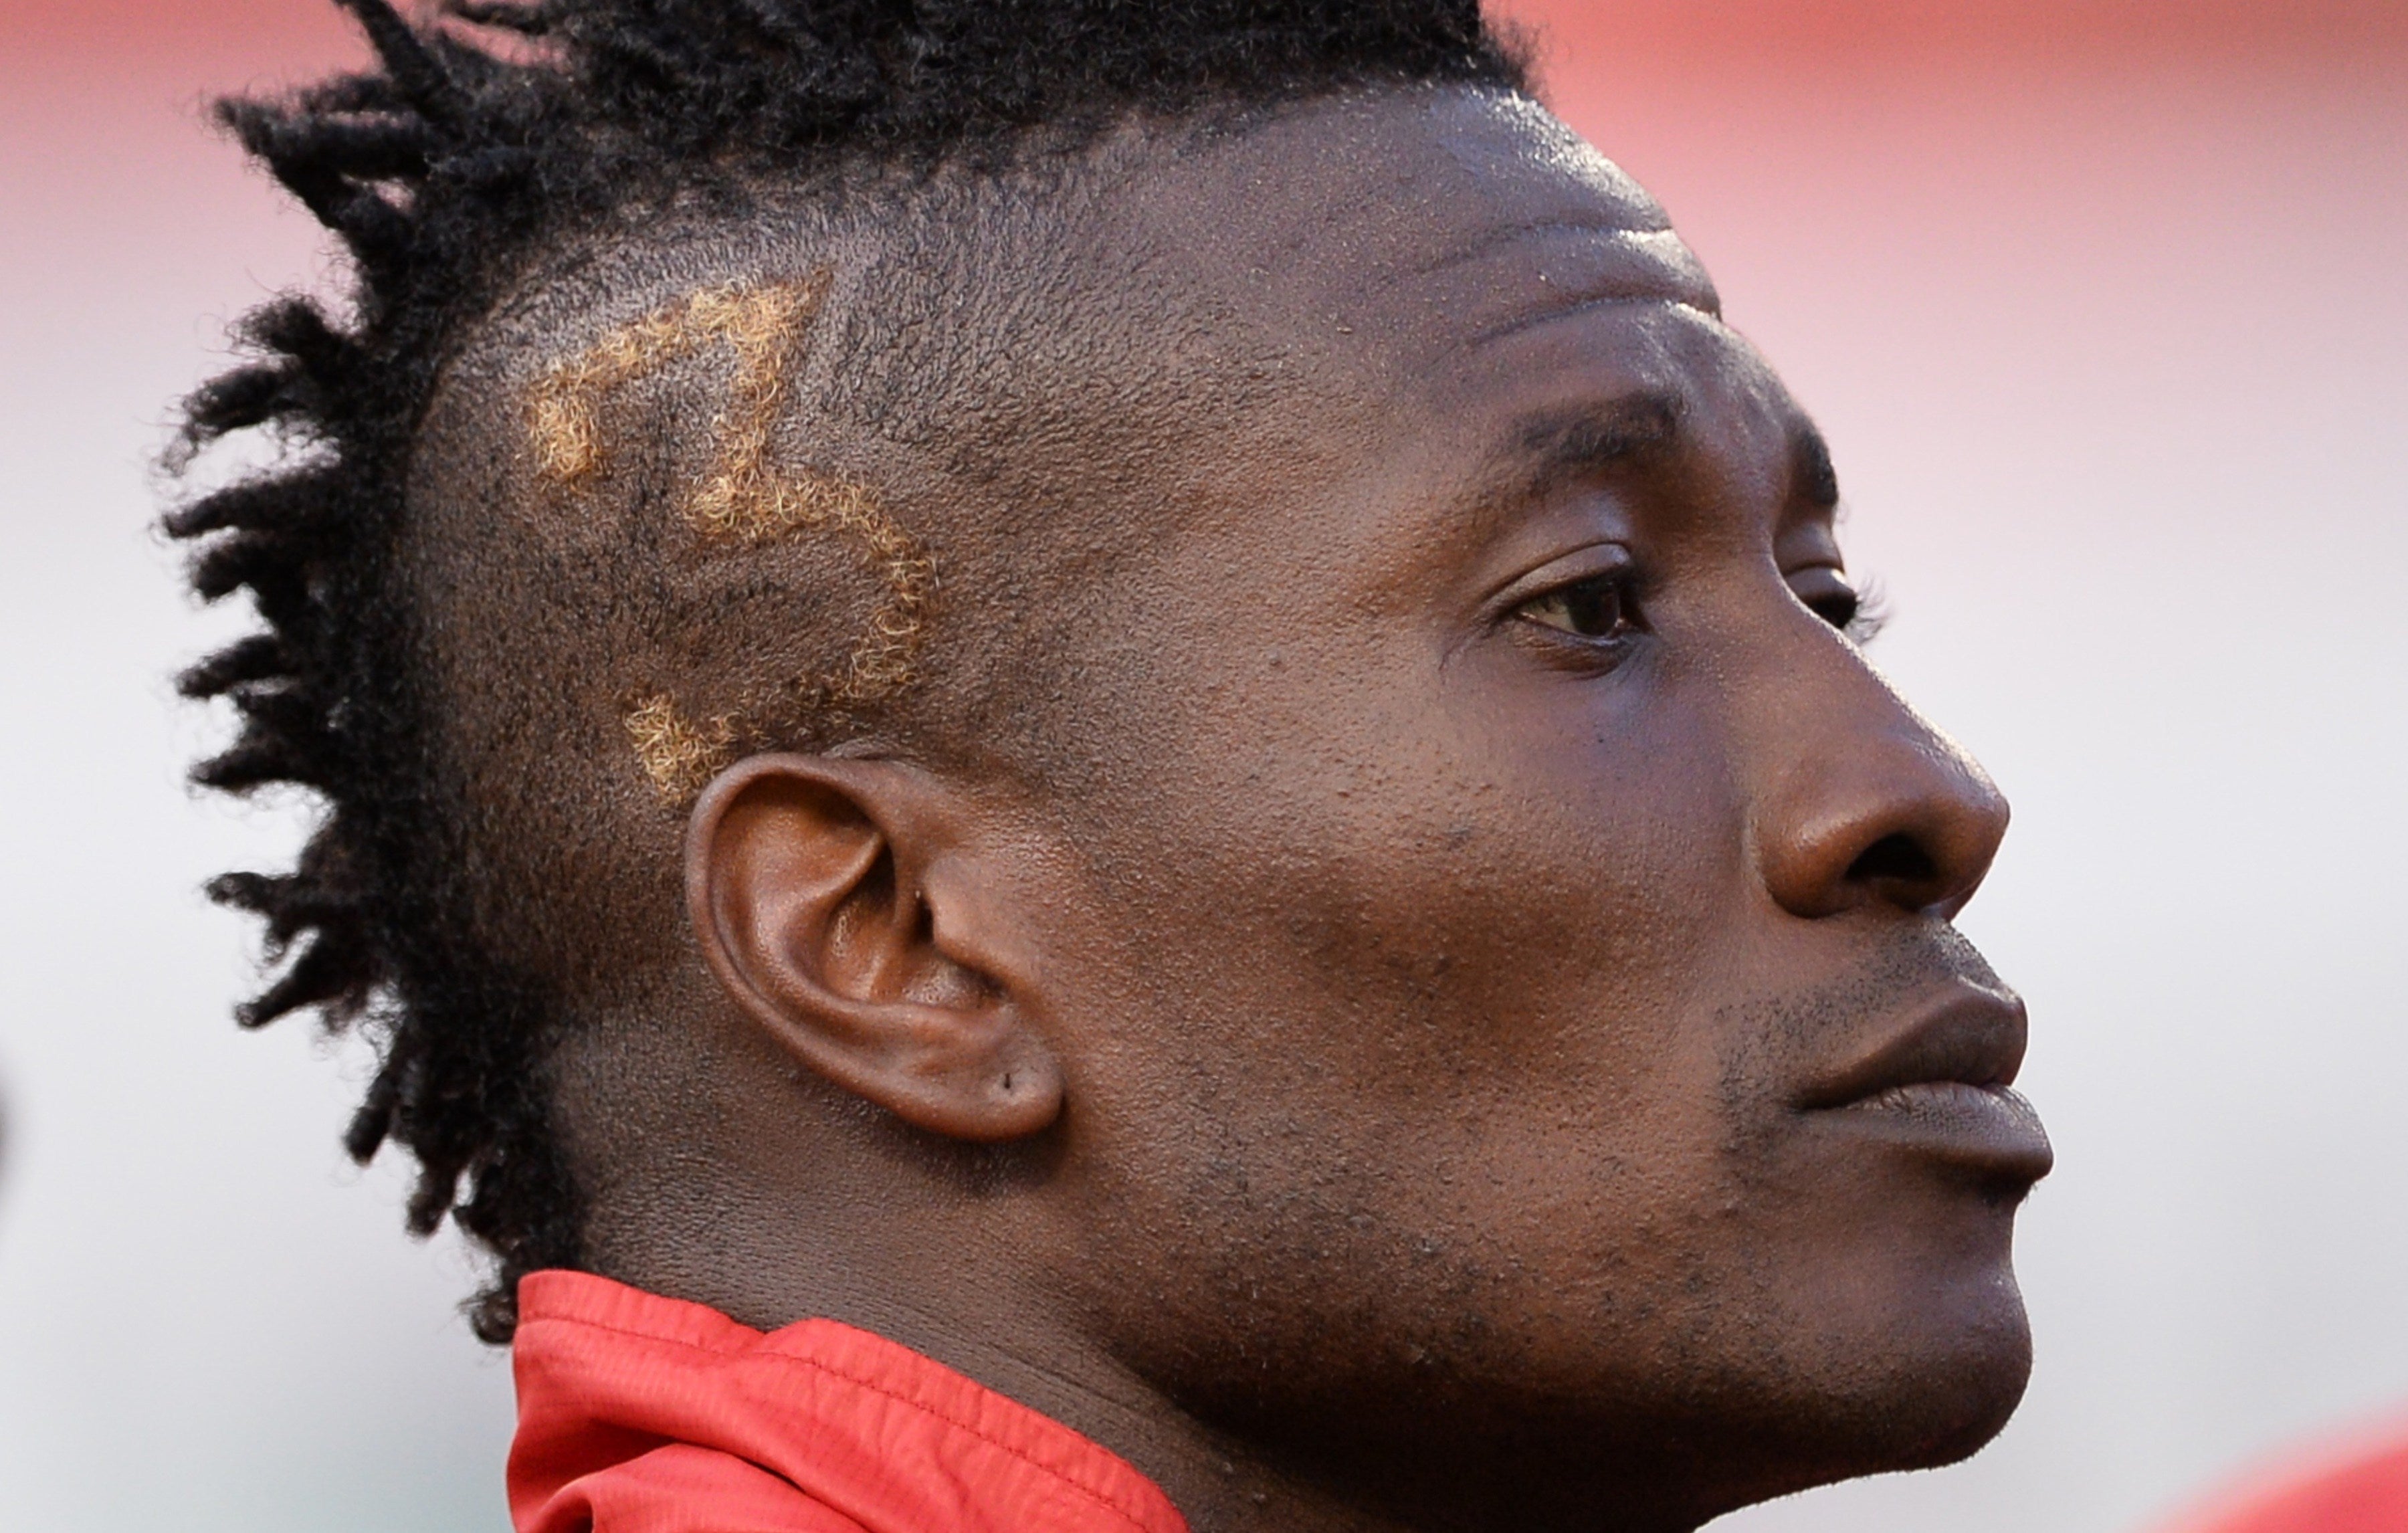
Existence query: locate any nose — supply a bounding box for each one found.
[1750,668,2010,922]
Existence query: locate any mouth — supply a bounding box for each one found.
[1797,991,2054,1186]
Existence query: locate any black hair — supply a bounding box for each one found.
[169,0,1527,1342]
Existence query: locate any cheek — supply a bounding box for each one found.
[1070,636,1748,1074]
[1028,647,1771,1406]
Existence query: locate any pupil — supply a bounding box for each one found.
[1565,578,1621,636]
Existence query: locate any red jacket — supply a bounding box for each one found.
[510,1270,1189,1533]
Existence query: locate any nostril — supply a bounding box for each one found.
[1846,832,1938,887]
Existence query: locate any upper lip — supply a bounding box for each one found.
[1795,989,2029,1112]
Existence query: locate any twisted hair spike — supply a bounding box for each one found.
[443,0,557,36]
[330,0,474,127]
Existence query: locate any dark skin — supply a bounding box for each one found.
[449,86,2051,1533]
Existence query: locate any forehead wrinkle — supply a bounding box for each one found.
[1411,218,1675,280]
[1412,225,1719,357]
[1466,292,1719,353]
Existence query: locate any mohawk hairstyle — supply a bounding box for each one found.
[169,0,1526,1341]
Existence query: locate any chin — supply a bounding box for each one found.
[1778,1186,2040,1457]
[1876,1306,2035,1469]
[1732,1273,2037,1505]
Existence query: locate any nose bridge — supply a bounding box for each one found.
[1740,627,2009,921]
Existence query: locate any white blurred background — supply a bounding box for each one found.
[1,1,2402,1529]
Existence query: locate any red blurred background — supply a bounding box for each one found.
[3,3,2404,1530]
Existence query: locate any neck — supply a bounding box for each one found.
[557,1023,1702,1533]
[821,1288,1418,1533]
[590,1215,1412,1533]
[591,1218,1705,1533]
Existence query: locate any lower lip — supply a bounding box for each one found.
[1811,1083,2055,1181]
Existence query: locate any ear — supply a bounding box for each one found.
[684,754,1063,1141]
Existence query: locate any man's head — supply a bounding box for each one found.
[177,3,2048,1527]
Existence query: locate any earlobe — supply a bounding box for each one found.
[684,754,1063,1142]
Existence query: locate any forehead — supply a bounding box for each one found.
[1074,90,1814,555]
[1116,88,1722,361]
[1076,89,1816,512]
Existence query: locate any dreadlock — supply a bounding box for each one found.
[169,0,1526,1342]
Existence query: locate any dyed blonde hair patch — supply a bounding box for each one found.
[528,277,936,803]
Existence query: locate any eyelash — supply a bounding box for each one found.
[1820,581,1888,645]
[1510,572,1886,648]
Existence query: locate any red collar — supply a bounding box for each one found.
[510,1271,1189,1533]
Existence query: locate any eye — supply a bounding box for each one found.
[1515,572,1639,641]
[1789,566,1886,643]
[1805,589,1860,631]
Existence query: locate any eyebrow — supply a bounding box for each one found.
[1484,391,1686,506]
[1475,396,1845,522]
[1790,422,1841,511]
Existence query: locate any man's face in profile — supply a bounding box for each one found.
[870,87,2053,1520]
[395,72,2052,1533]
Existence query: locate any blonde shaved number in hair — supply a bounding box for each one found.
[530,276,938,801]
